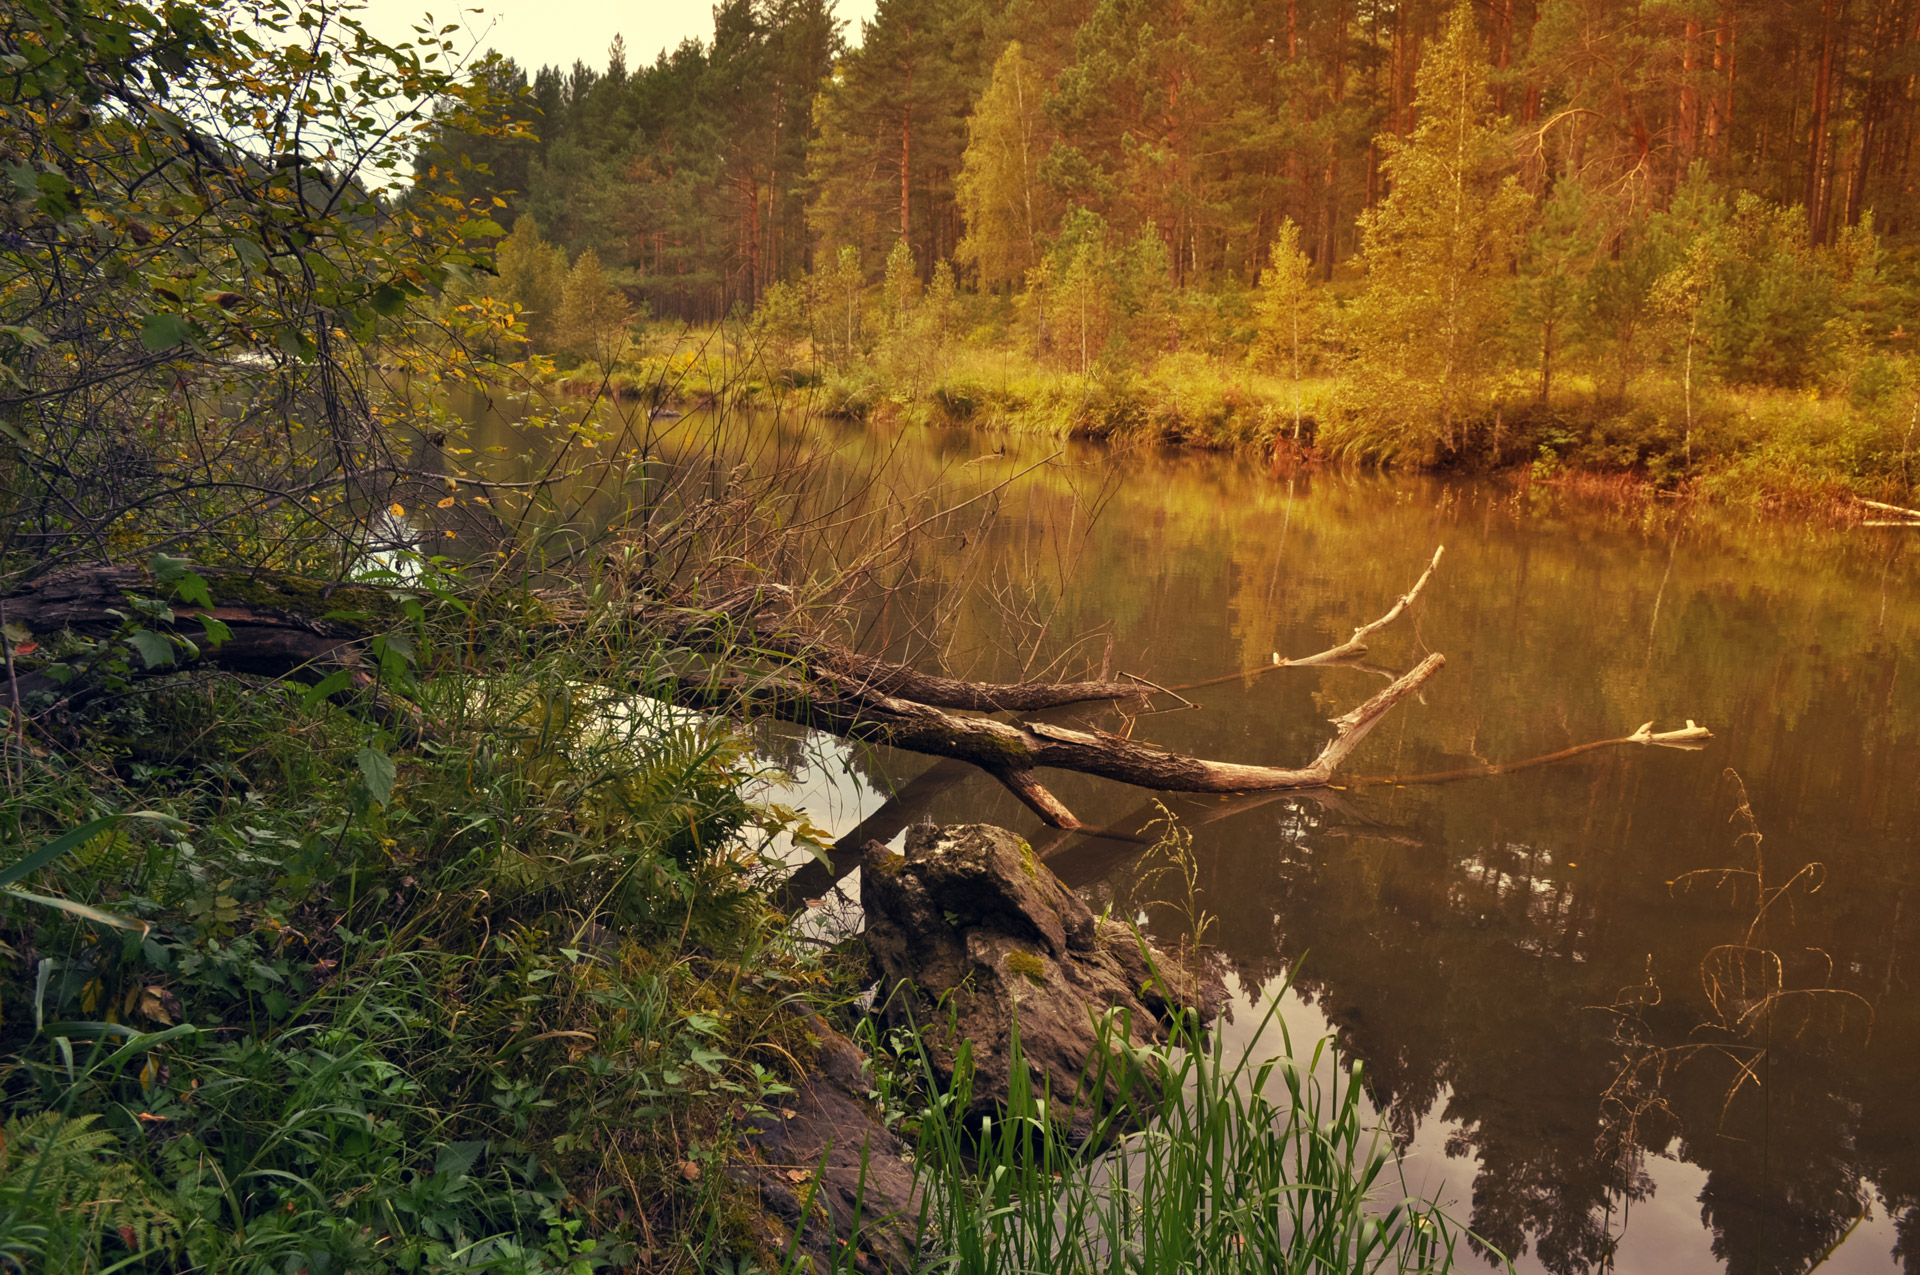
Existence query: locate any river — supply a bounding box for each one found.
[465,397,1920,1274]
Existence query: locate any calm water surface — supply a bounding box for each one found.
[473,401,1920,1273]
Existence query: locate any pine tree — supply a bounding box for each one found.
[808,0,984,273]
[1347,1,1531,458]
[1516,179,1601,406]
[1118,224,1174,359]
[1253,219,1321,438]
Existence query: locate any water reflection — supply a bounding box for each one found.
[782,429,1917,1274]
[455,395,1920,1272]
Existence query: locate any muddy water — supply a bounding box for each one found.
[469,400,1920,1273]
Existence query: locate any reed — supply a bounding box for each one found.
[857,968,1493,1275]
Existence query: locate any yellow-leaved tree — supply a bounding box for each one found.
[1343,1,1531,460]
[955,42,1058,291]
[1253,219,1323,439]
[557,249,634,372]
[494,216,568,351]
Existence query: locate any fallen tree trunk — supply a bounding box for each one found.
[0,566,400,722]
[0,552,1451,828]
[674,653,1443,829]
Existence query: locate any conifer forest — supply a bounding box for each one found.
[426,0,1920,492]
[3,1,1920,1274]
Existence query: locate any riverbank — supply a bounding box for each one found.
[549,340,1920,521]
[0,562,1474,1273]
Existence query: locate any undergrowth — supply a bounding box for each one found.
[0,569,837,1273]
[0,560,1495,1275]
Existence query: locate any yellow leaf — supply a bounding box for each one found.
[388,503,405,517]
[436,496,455,508]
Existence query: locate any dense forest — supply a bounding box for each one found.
[406,0,1920,489]
[449,0,1920,310]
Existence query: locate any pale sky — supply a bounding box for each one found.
[345,0,878,77]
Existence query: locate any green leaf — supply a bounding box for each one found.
[198,614,232,647]
[0,812,186,891]
[151,554,212,607]
[434,1139,486,1179]
[127,628,175,668]
[301,668,353,708]
[356,745,396,805]
[139,312,192,352]
[275,326,316,361]
[370,283,407,316]
[4,888,151,936]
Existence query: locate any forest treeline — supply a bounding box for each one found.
[419,0,1920,489]
[444,0,1920,311]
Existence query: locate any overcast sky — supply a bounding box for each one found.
[347,0,878,77]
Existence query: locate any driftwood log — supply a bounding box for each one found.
[0,548,1702,832]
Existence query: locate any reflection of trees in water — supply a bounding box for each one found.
[1095,755,1917,1275]
[725,428,1920,1270]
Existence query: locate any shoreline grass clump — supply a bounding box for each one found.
[845,972,1492,1275]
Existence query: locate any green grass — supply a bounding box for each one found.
[0,574,837,1273]
[826,968,1488,1275]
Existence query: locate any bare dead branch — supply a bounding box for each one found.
[1168,545,1445,694]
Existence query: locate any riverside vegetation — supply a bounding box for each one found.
[436,0,1920,513]
[0,0,1488,1272]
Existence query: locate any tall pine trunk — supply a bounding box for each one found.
[1806,0,1848,243]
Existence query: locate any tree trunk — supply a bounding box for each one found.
[1806,0,1849,243]
[0,553,1461,830]
[900,88,913,242]
[1680,18,1702,170]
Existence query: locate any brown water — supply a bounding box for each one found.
[467,400,1920,1273]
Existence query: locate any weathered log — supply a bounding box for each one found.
[1861,498,1920,522]
[1,558,1446,825]
[669,654,1444,828]
[0,564,397,714]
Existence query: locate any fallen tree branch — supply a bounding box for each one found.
[0,565,416,732]
[1167,546,1445,694]
[1861,498,1920,522]
[4,561,1447,829]
[672,654,1447,828]
[991,766,1085,830]
[1347,719,1713,787]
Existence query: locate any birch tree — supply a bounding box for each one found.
[1253,220,1322,439]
